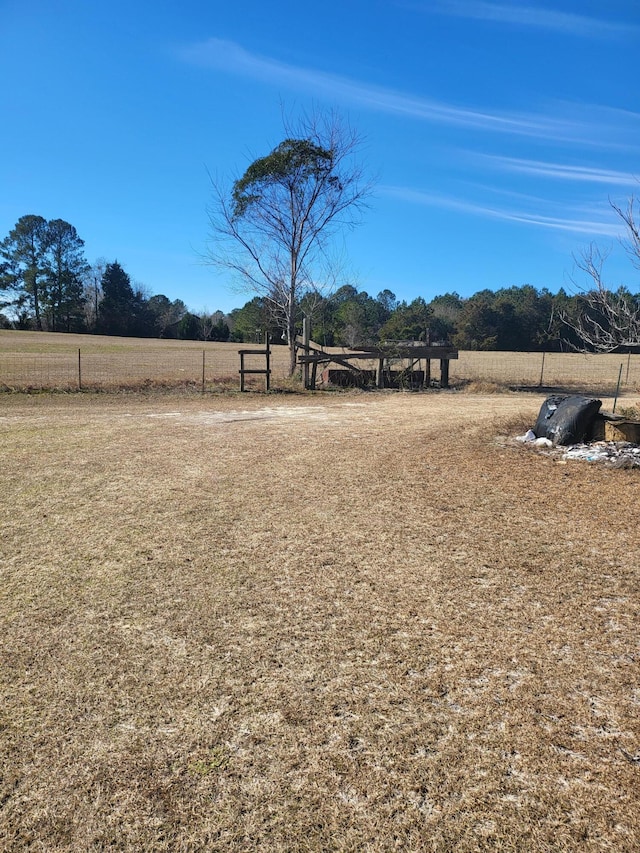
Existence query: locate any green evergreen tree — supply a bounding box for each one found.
[0,215,50,329]
[177,312,203,340]
[43,219,89,332]
[330,286,387,346]
[228,297,281,342]
[428,292,462,341]
[97,261,137,336]
[379,297,434,342]
[454,291,501,350]
[147,295,187,338]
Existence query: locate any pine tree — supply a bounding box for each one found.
[0,215,50,329]
[97,261,137,336]
[43,219,89,332]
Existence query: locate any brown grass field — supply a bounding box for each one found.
[2,330,640,392]
[1,383,640,850]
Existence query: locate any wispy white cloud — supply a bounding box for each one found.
[477,155,639,186]
[177,38,638,147]
[427,1,636,38]
[380,184,623,237]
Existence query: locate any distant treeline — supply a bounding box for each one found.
[228,284,638,353]
[3,215,639,351]
[0,216,230,342]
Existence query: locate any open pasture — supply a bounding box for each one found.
[0,331,292,391]
[2,330,640,392]
[1,390,640,851]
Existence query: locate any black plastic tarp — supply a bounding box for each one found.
[534,395,602,446]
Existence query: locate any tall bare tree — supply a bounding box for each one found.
[563,196,640,352]
[206,111,373,373]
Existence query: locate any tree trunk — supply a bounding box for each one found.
[33,280,42,331]
[287,279,297,376]
[288,313,297,376]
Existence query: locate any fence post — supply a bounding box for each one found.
[78,348,82,390]
[265,332,271,391]
[202,349,205,394]
[538,351,546,387]
[302,317,310,389]
[612,363,623,413]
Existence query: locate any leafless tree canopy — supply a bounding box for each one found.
[612,195,640,272]
[206,111,373,373]
[563,195,640,352]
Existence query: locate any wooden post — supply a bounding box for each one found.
[440,358,450,388]
[424,359,431,389]
[265,333,271,391]
[539,351,546,387]
[302,317,310,389]
[78,348,82,390]
[202,349,206,393]
[376,358,384,388]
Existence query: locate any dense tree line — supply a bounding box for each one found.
[0,216,230,341]
[227,283,634,352]
[3,214,639,352]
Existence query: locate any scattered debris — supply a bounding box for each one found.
[516,429,552,448]
[516,394,640,468]
[516,431,640,468]
[562,442,640,468]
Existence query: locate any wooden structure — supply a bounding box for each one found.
[591,412,640,443]
[239,334,271,392]
[296,339,458,390]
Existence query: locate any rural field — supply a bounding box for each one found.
[2,330,640,393]
[1,385,640,852]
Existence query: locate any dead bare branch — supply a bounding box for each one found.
[561,199,640,352]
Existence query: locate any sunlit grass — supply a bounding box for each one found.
[1,391,639,850]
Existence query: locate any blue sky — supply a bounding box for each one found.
[1,0,638,315]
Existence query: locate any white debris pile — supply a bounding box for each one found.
[516,429,552,448]
[562,442,640,468]
[516,430,640,468]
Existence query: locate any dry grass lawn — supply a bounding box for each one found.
[1,389,639,851]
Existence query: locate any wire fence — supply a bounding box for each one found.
[452,350,640,393]
[0,342,292,390]
[1,335,639,394]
